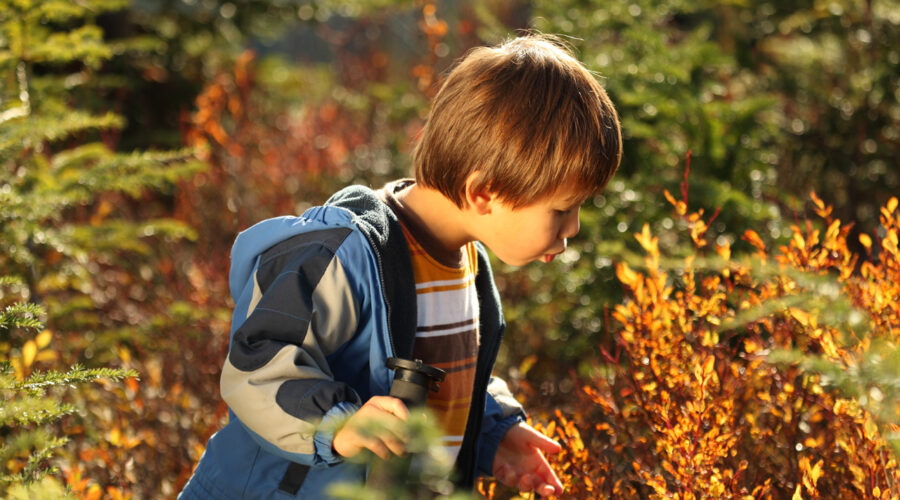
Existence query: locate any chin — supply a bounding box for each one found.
[498,256,529,267]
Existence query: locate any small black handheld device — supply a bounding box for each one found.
[385,357,446,408]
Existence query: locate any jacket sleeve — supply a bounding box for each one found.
[220,230,367,467]
[475,376,526,476]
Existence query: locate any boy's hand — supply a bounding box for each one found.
[492,422,564,496]
[333,396,409,460]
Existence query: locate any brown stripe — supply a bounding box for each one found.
[413,335,478,364]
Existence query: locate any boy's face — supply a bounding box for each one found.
[478,187,585,267]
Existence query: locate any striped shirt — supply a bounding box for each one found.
[382,182,479,462]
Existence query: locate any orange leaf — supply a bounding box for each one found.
[664,189,677,207]
[742,229,766,252]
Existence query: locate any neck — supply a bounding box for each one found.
[395,183,475,255]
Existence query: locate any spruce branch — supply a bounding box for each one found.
[0,303,46,332]
[19,365,139,392]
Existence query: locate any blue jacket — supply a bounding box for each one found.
[179,185,524,499]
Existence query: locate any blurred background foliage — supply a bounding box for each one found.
[1,0,898,497]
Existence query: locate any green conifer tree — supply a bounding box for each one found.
[1,277,137,496]
[0,0,202,493]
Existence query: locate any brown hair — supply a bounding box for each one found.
[413,34,622,208]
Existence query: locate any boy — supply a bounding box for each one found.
[180,34,621,498]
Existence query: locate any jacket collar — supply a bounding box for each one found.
[325,185,419,360]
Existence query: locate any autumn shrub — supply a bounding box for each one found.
[486,188,900,499]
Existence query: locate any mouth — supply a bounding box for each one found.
[541,252,561,263]
[540,240,567,263]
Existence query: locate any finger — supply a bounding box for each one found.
[521,426,562,454]
[536,483,559,497]
[364,438,391,460]
[533,453,565,494]
[381,435,406,457]
[371,396,409,420]
[516,472,541,492]
[494,464,516,487]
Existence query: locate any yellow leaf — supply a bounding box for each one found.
[808,459,823,488]
[35,351,58,363]
[109,427,122,446]
[518,355,537,376]
[9,358,23,381]
[616,262,640,289]
[859,233,872,250]
[874,486,881,498]
[85,485,102,500]
[35,330,52,349]
[788,308,811,327]
[716,242,731,261]
[793,484,803,500]
[744,339,759,354]
[634,223,660,256]
[703,355,715,378]
[887,230,899,253]
[864,417,878,440]
[22,340,36,368]
[825,219,841,242]
[888,196,898,213]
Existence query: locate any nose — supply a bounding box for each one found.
[560,208,580,239]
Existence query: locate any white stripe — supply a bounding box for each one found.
[416,287,478,326]
[442,445,462,462]
[415,276,471,290]
[416,322,478,338]
[441,435,465,443]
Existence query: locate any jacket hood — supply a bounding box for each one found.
[227,185,405,308]
[228,215,331,301]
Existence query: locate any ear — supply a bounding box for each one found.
[464,171,495,215]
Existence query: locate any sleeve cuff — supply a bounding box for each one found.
[313,401,360,465]
[476,412,524,476]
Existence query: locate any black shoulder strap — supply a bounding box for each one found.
[278,462,311,495]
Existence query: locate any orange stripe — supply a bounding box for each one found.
[428,401,473,412]
[432,356,478,371]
